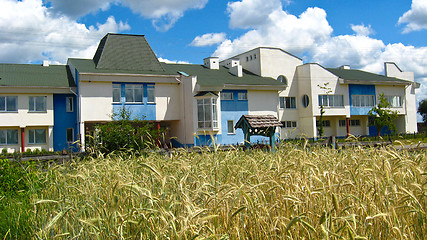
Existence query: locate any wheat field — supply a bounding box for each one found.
[25,143,426,239]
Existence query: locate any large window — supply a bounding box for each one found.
[220,92,233,100]
[351,95,375,107]
[386,95,402,107]
[318,95,344,107]
[280,97,296,109]
[112,84,121,103]
[0,96,18,112]
[147,85,155,103]
[29,96,47,112]
[28,129,46,144]
[197,98,218,129]
[125,84,143,103]
[0,129,18,145]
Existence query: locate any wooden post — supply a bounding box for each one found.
[269,128,276,152]
[21,128,25,153]
[346,118,350,137]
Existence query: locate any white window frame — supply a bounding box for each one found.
[339,120,347,127]
[227,120,235,134]
[351,95,375,107]
[29,96,47,112]
[125,84,143,103]
[282,121,297,128]
[220,92,233,100]
[197,97,219,130]
[317,120,331,127]
[147,85,155,104]
[0,96,18,112]
[318,95,344,107]
[350,119,361,126]
[280,97,296,109]
[238,92,247,100]
[112,84,121,103]
[28,128,47,144]
[385,95,402,108]
[0,129,19,145]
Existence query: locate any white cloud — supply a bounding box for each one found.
[398,0,427,33]
[46,0,116,19]
[227,0,282,29]
[0,0,129,64]
[351,24,374,36]
[190,33,227,47]
[158,57,190,64]
[213,6,333,59]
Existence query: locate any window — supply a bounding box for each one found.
[279,97,296,109]
[316,120,330,127]
[125,84,143,103]
[220,92,233,100]
[197,98,218,129]
[339,120,347,127]
[282,121,297,128]
[147,85,155,103]
[386,95,402,107]
[246,56,249,62]
[67,128,74,142]
[0,96,18,112]
[254,54,257,59]
[351,95,375,107]
[350,119,360,126]
[0,129,18,145]
[112,84,121,103]
[238,92,247,100]
[227,120,235,134]
[66,97,73,112]
[29,96,47,112]
[302,95,310,108]
[318,95,344,107]
[28,129,46,144]
[277,75,288,85]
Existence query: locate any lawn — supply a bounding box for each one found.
[1,143,426,239]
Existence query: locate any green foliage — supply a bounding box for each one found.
[368,93,398,136]
[418,99,427,124]
[91,106,162,153]
[0,158,41,239]
[317,82,332,138]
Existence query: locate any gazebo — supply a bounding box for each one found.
[235,115,283,151]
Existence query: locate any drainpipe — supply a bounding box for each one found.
[21,128,25,152]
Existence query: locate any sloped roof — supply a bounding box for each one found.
[236,115,283,129]
[325,68,412,85]
[93,33,164,72]
[164,63,284,88]
[0,64,75,88]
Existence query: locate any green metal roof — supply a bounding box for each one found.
[325,68,412,85]
[0,64,75,88]
[93,33,164,72]
[163,63,284,87]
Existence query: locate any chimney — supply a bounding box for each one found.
[339,65,350,70]
[229,64,243,77]
[42,60,49,67]
[204,57,219,70]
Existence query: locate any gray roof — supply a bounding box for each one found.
[0,64,75,88]
[236,115,283,129]
[325,68,412,85]
[93,33,164,72]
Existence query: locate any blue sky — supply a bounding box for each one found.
[0,0,426,104]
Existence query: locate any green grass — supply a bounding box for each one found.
[1,144,426,239]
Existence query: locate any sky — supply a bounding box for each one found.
[0,0,427,110]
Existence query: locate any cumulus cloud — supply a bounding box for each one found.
[227,0,283,29]
[46,0,208,31]
[351,24,374,36]
[0,0,129,64]
[398,0,427,33]
[190,33,227,47]
[158,57,190,64]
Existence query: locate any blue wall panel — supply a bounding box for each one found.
[53,94,78,152]
[220,90,248,145]
[349,84,376,115]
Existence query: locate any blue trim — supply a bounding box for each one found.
[112,82,156,120]
[53,94,78,152]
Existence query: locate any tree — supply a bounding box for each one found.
[368,93,398,136]
[89,107,162,153]
[317,82,332,138]
[417,99,427,125]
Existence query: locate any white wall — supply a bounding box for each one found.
[248,90,279,116]
[79,82,113,122]
[156,83,181,121]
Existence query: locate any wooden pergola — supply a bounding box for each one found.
[235,115,283,151]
